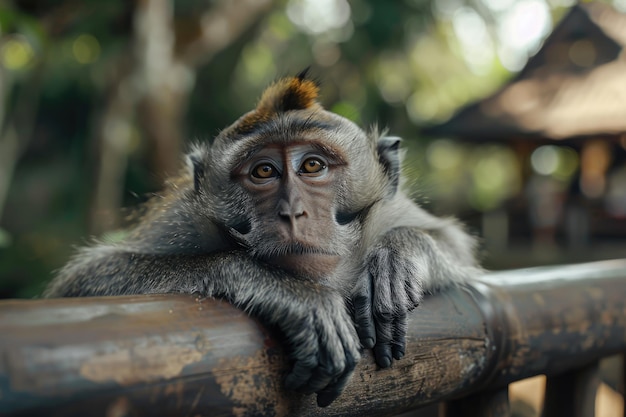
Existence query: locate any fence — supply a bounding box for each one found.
[1,259,626,416]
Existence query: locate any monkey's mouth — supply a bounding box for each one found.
[255,240,338,257]
[283,243,340,257]
[261,243,342,279]
[269,253,341,279]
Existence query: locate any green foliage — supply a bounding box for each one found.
[1,0,575,297]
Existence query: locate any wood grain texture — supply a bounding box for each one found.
[1,259,626,417]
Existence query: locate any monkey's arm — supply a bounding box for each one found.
[352,193,482,368]
[45,249,360,407]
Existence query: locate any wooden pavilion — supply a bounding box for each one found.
[422,2,626,252]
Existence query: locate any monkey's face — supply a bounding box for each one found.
[227,124,370,280]
[202,74,392,280]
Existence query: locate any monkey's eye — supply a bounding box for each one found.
[300,157,326,175]
[252,163,278,179]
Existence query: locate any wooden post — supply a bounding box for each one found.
[444,388,511,417]
[541,362,600,417]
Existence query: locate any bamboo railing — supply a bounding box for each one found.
[1,259,626,417]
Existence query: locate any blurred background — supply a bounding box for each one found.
[1,0,626,300]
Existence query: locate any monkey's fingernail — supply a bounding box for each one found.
[378,356,391,368]
[363,337,374,348]
[316,391,336,407]
[393,351,404,360]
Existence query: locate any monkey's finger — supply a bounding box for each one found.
[315,352,357,407]
[353,294,376,348]
[373,312,394,368]
[316,386,342,408]
[316,378,347,407]
[391,313,408,360]
[286,361,315,391]
[406,281,423,309]
[303,366,335,395]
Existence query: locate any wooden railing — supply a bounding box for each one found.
[1,259,626,417]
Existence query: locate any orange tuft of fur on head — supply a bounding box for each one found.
[235,70,321,134]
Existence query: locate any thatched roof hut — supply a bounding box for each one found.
[423,2,626,143]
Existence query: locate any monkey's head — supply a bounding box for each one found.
[189,71,401,280]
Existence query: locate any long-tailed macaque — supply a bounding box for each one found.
[45,71,481,406]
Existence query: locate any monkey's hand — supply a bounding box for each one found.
[352,228,425,368]
[278,290,361,407]
[206,254,361,407]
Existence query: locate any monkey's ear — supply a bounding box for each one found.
[186,148,206,193]
[377,136,402,196]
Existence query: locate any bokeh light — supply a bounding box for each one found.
[531,145,579,180]
[426,139,463,171]
[531,145,560,176]
[72,34,101,64]
[1,37,34,70]
[286,0,351,35]
[469,146,520,211]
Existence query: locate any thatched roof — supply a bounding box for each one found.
[422,2,626,141]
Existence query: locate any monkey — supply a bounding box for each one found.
[44,70,481,407]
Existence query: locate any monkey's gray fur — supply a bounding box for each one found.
[45,71,481,406]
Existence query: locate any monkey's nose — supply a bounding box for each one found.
[278,199,306,222]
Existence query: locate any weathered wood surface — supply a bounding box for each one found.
[1,259,626,417]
